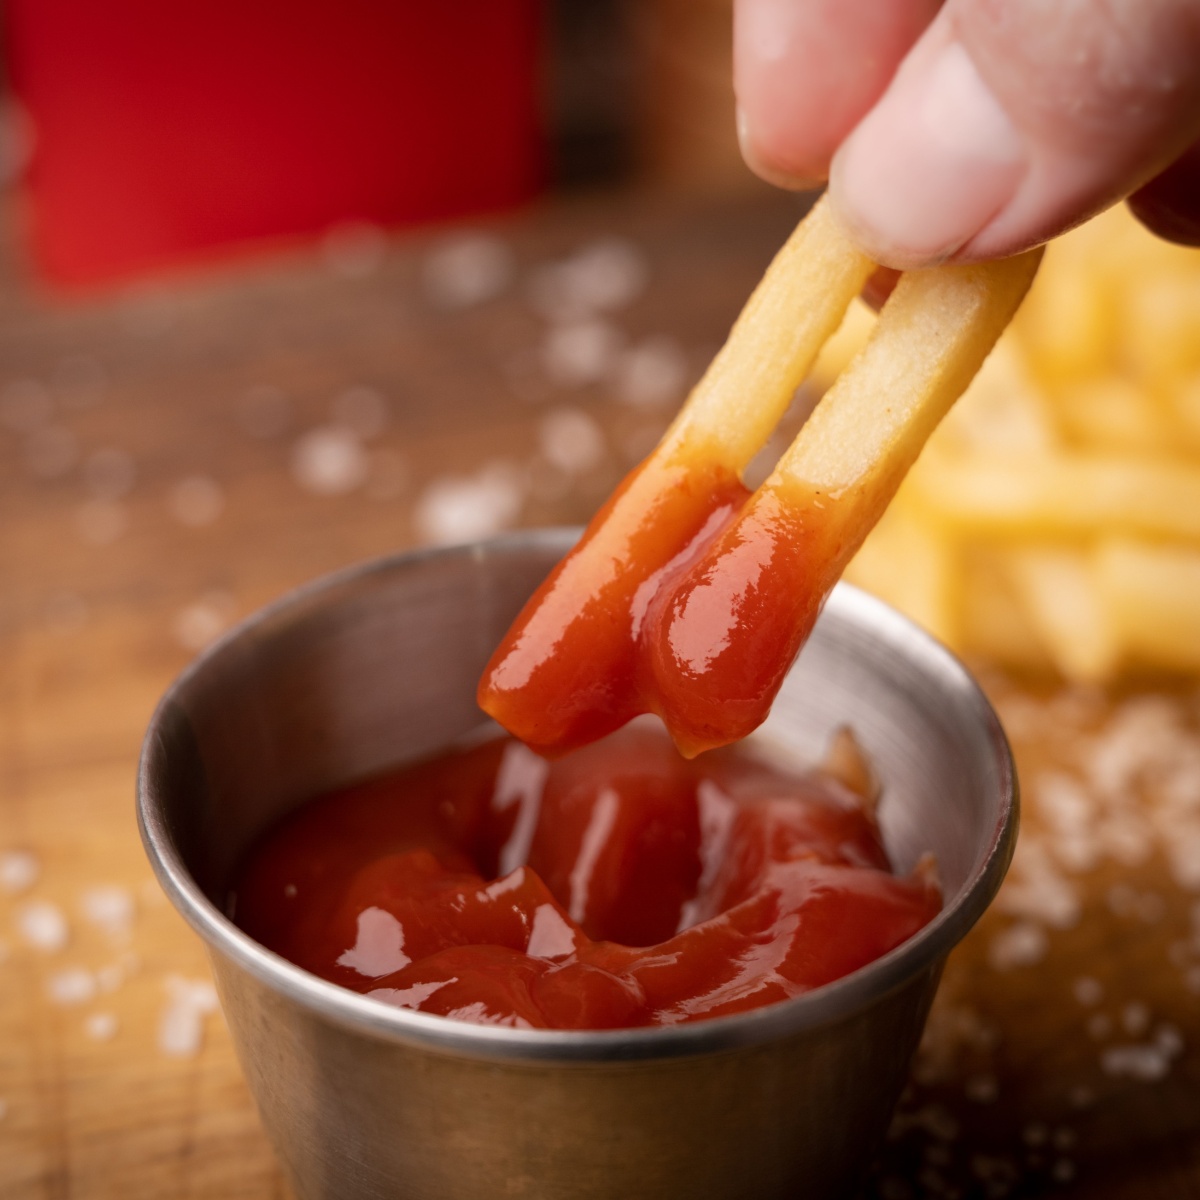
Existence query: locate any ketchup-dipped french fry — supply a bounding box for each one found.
[479,198,1041,756]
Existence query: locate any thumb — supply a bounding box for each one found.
[829,0,1200,268]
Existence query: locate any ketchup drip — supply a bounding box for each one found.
[233,726,940,1031]
[479,454,859,756]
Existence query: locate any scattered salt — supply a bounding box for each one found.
[15,900,68,951]
[1087,1013,1112,1040]
[1122,1002,1150,1036]
[291,425,368,495]
[24,426,79,480]
[0,379,53,431]
[79,885,135,939]
[157,975,220,1059]
[84,1012,119,1041]
[1073,976,1103,1005]
[413,464,523,546]
[173,590,235,652]
[612,336,688,409]
[331,386,389,439]
[237,385,292,439]
[46,966,96,1006]
[76,499,128,546]
[83,448,136,498]
[541,320,624,388]
[168,475,225,527]
[538,407,606,475]
[1100,1043,1171,1081]
[995,840,1080,929]
[527,238,646,321]
[423,233,513,308]
[0,850,39,893]
[988,921,1049,970]
[321,220,386,279]
[95,964,125,992]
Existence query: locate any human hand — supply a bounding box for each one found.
[734,0,1200,268]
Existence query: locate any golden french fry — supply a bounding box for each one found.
[908,449,1200,541]
[663,194,874,471]
[1096,539,1200,671]
[1003,547,1119,682]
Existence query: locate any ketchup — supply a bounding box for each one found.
[478,455,864,758]
[233,725,940,1030]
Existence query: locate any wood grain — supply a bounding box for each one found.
[0,188,1197,1200]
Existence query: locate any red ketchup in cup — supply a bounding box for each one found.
[233,725,940,1030]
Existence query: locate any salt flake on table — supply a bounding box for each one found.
[0,850,40,893]
[1072,976,1103,1006]
[612,336,688,409]
[16,901,68,951]
[423,233,514,308]
[414,464,523,546]
[169,475,225,527]
[79,885,135,939]
[528,238,646,321]
[173,590,235,652]
[291,426,368,495]
[541,320,625,388]
[85,1012,119,1041]
[158,975,220,1059]
[46,966,96,1006]
[538,408,606,475]
[988,921,1048,970]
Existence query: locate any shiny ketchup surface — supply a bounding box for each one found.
[233,725,940,1030]
[477,455,859,758]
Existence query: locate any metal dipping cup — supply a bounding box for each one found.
[138,529,1017,1200]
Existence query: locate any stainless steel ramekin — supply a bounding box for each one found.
[138,529,1017,1200]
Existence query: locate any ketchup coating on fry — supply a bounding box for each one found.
[233,726,940,1031]
[478,455,857,757]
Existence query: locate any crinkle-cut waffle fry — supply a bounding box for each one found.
[480,198,1041,755]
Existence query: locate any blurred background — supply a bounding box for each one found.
[1,3,1199,1198]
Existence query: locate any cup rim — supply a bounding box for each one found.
[138,529,1018,1065]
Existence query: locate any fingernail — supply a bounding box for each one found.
[830,40,1026,267]
[737,105,826,192]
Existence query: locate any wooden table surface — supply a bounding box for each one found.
[1,186,1198,1200]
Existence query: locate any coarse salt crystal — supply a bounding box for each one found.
[291,425,368,495]
[85,1012,119,1041]
[169,475,225,527]
[173,591,235,652]
[423,233,514,308]
[988,921,1049,970]
[0,850,39,893]
[1122,1002,1150,1035]
[1100,1043,1171,1082]
[1072,976,1103,1006]
[16,900,68,951]
[612,336,688,409]
[538,408,606,476]
[996,840,1081,929]
[157,976,220,1059]
[413,464,523,546]
[79,885,135,939]
[541,320,625,388]
[46,966,96,1006]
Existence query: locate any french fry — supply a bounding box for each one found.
[908,449,1200,541]
[482,196,1043,754]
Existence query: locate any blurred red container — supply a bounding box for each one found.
[2,0,546,286]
